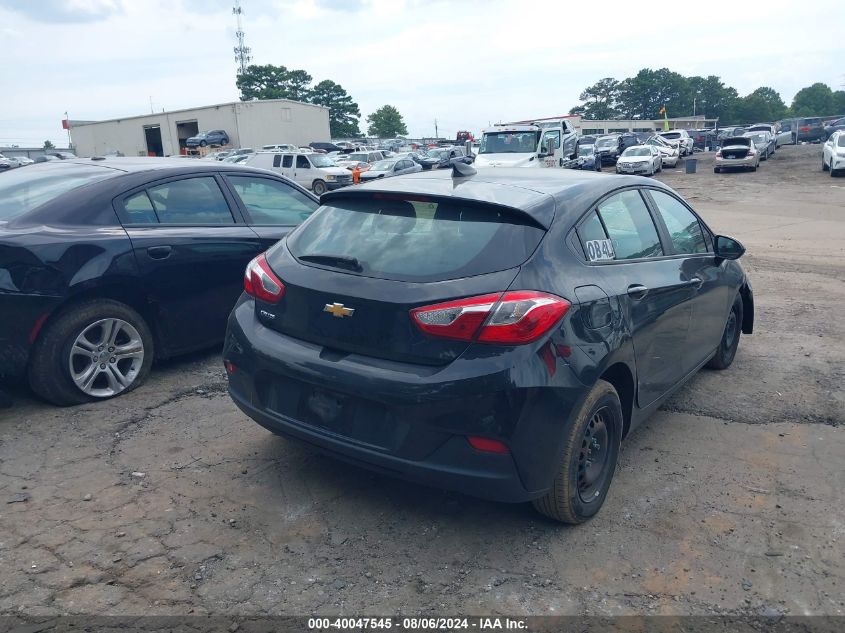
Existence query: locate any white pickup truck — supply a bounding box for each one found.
[474,119,579,168]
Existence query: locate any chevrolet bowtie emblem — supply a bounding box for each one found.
[324,303,355,318]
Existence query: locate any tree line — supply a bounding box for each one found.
[236,64,407,138]
[569,69,845,124]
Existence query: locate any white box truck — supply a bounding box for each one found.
[474,119,579,168]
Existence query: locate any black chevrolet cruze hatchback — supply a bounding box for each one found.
[224,167,754,523]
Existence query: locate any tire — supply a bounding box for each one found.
[312,179,327,196]
[221,137,229,146]
[831,163,837,177]
[532,379,623,524]
[750,164,757,172]
[706,293,742,370]
[199,140,207,147]
[28,300,154,406]
[822,156,829,171]
[714,167,720,173]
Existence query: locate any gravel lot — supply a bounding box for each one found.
[1,144,843,617]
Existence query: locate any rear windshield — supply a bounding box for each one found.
[661,132,681,139]
[0,164,115,220]
[288,196,545,282]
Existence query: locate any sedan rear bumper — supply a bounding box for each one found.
[223,299,586,502]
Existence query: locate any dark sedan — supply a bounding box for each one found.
[0,158,318,405]
[223,167,754,523]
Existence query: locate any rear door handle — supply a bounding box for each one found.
[627,284,649,299]
[146,245,172,260]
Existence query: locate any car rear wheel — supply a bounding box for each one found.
[532,379,622,524]
[312,179,327,196]
[714,167,720,173]
[199,140,207,147]
[706,294,742,370]
[822,156,829,171]
[29,300,154,406]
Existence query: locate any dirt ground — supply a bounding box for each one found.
[0,144,843,617]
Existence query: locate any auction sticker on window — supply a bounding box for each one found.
[585,239,616,261]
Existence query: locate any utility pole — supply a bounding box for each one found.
[233,0,252,76]
[434,118,438,138]
[149,96,154,114]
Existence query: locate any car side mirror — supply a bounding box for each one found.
[714,235,745,260]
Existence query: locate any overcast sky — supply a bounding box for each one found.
[2,0,843,146]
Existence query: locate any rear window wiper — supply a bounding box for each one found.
[298,254,363,272]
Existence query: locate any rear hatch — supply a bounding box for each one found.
[261,194,547,366]
[720,137,751,159]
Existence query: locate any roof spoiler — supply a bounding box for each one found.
[452,162,476,178]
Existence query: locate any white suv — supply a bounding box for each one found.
[822,131,844,176]
[659,130,694,156]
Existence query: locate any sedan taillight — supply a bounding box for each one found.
[410,291,570,345]
[244,254,285,303]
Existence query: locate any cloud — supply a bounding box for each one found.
[0,0,125,23]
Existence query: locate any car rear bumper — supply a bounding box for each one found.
[0,292,61,377]
[715,156,756,168]
[223,299,586,502]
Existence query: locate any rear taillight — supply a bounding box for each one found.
[800,126,809,132]
[715,151,722,157]
[410,291,570,345]
[244,254,285,303]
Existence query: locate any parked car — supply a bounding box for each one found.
[245,151,353,195]
[0,156,12,170]
[575,144,602,171]
[223,167,753,523]
[47,151,78,160]
[222,154,250,164]
[186,130,230,148]
[822,130,845,176]
[309,142,342,153]
[335,159,370,173]
[594,135,622,165]
[644,136,680,167]
[32,155,59,163]
[743,131,775,160]
[823,117,845,140]
[346,151,387,164]
[795,117,825,143]
[776,119,798,145]
[659,130,694,156]
[745,123,783,148]
[262,144,299,152]
[0,158,319,405]
[688,129,718,151]
[425,146,472,169]
[358,158,423,181]
[714,137,760,172]
[616,145,662,176]
[391,151,429,166]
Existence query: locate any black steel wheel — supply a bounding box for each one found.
[532,379,623,524]
[707,293,743,370]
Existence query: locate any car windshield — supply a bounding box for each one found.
[479,131,538,154]
[309,155,335,167]
[595,137,617,148]
[371,160,396,171]
[0,164,115,220]
[288,196,546,283]
[578,145,594,156]
[622,147,651,157]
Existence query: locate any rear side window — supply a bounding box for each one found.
[0,164,114,220]
[146,177,233,224]
[282,155,293,168]
[227,176,316,225]
[585,190,663,260]
[648,190,708,254]
[272,155,282,168]
[288,197,545,282]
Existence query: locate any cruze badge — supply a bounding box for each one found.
[324,303,355,318]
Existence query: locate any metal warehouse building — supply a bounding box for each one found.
[69,98,331,158]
